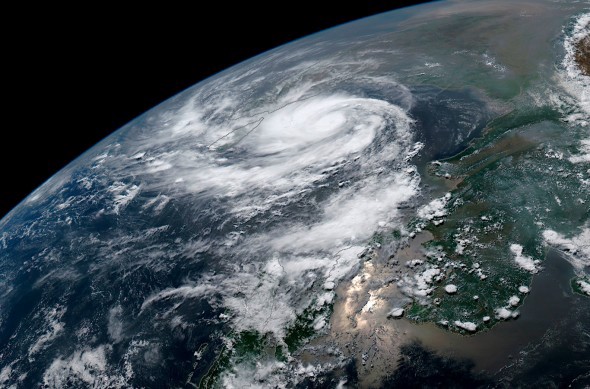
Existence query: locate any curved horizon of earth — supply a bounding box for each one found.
[1,1,589,387]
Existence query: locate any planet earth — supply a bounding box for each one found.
[1,1,589,387]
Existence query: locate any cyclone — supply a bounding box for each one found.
[1,1,590,388]
[127,90,423,336]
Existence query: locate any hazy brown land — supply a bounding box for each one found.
[575,33,590,76]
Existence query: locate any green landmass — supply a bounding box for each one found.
[407,106,588,332]
[199,299,333,387]
[284,300,333,353]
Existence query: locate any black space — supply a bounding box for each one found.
[3,1,431,220]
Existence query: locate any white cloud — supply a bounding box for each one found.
[417,193,451,221]
[141,284,217,311]
[222,360,288,389]
[28,305,66,360]
[569,139,590,163]
[107,305,124,343]
[0,363,14,385]
[543,227,590,272]
[271,173,419,253]
[107,182,141,214]
[508,296,520,306]
[454,321,477,332]
[495,307,512,320]
[42,345,123,388]
[510,244,539,273]
[578,279,590,295]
